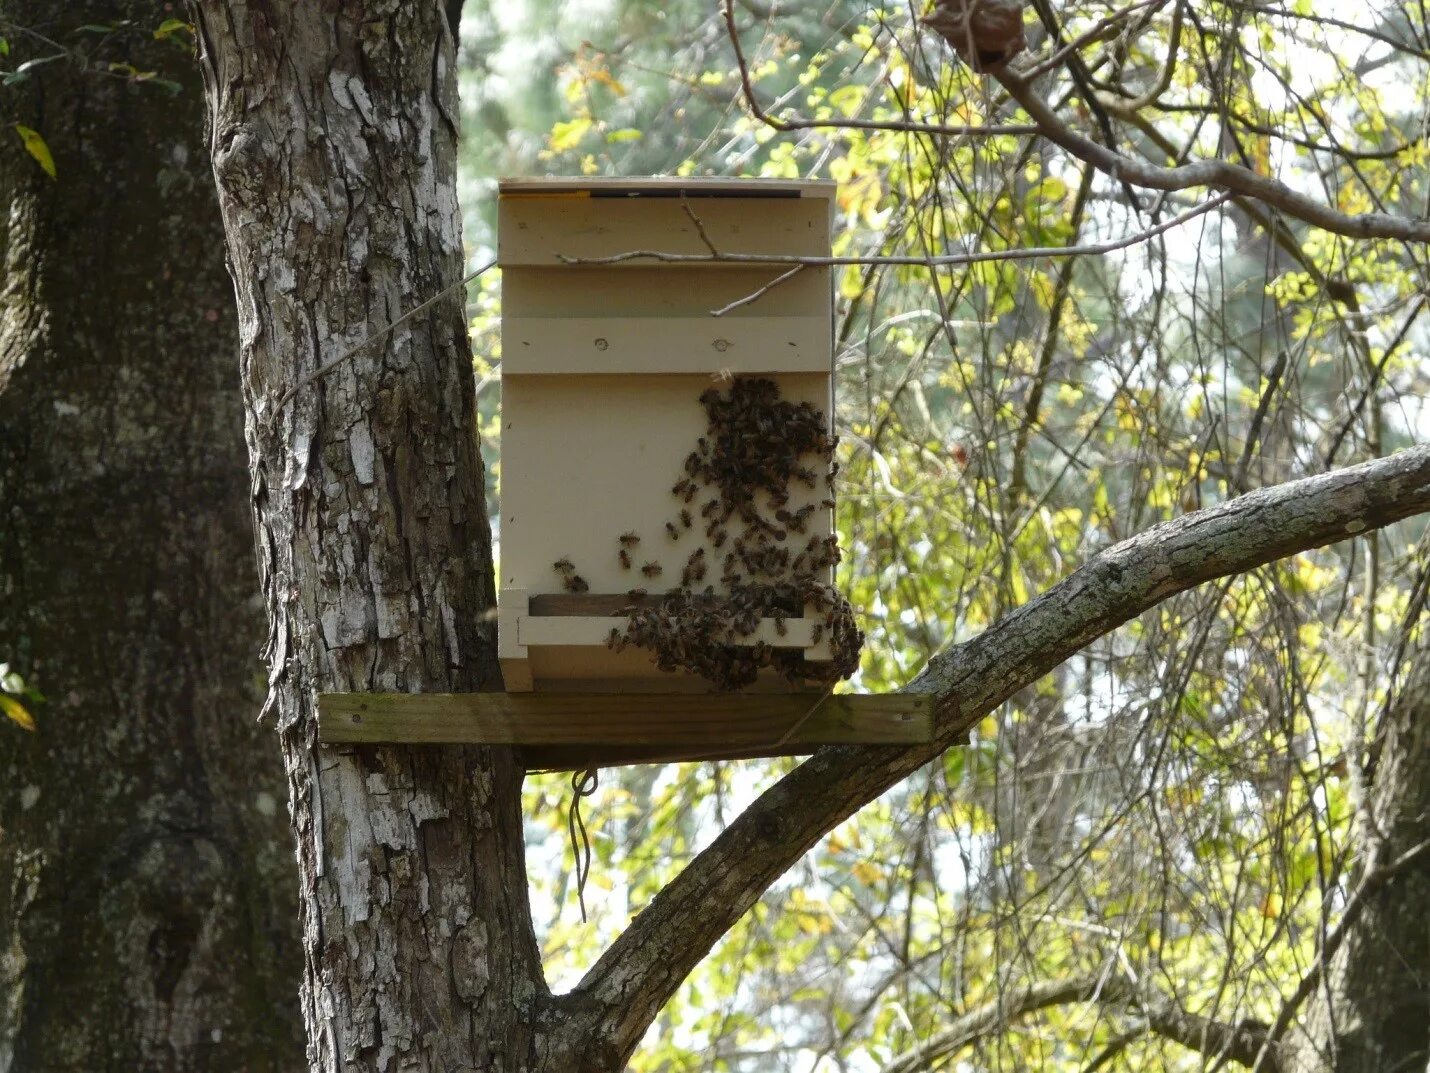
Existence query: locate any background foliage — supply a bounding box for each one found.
[463,3,1428,1069]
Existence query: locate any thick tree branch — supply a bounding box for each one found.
[1140,1004,1276,1069]
[993,66,1430,242]
[877,977,1112,1073]
[567,444,1430,1062]
[875,973,1281,1073]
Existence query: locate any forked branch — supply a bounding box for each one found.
[723,0,1430,244]
[564,444,1430,1062]
[992,69,1430,243]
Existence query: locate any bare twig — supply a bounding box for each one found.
[268,257,496,423]
[1018,0,1166,82]
[1232,348,1290,494]
[680,195,721,255]
[1094,0,1184,112]
[559,191,1234,270]
[1324,295,1428,466]
[721,0,1037,139]
[710,265,805,316]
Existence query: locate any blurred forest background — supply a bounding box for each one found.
[3,0,1428,1071]
[466,1,1430,1070]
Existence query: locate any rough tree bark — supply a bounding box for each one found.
[189,4,555,1070]
[1285,640,1430,1073]
[0,2,302,1071]
[188,4,1430,1072]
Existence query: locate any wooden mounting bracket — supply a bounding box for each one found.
[317,691,934,769]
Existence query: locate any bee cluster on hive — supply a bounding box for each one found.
[554,377,863,691]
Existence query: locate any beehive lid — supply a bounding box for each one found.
[498,176,836,199]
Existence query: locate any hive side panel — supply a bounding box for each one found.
[495,180,839,694]
[502,265,831,318]
[500,372,833,601]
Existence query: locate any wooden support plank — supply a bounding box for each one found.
[318,692,932,748]
[503,315,830,375]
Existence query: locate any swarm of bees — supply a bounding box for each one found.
[602,377,862,691]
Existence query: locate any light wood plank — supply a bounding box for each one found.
[502,265,830,319]
[517,614,817,649]
[503,315,830,375]
[498,197,830,265]
[318,692,932,747]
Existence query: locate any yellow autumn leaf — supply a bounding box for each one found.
[0,692,36,732]
[851,860,883,886]
[548,117,592,153]
[14,124,56,179]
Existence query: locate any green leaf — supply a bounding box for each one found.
[153,18,193,41]
[14,124,55,179]
[0,693,36,732]
[3,55,63,85]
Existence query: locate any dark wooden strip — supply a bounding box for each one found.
[529,593,668,615]
[519,743,817,771]
[318,692,932,748]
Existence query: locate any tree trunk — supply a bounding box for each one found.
[184,4,1430,1072]
[0,3,303,1070]
[1288,639,1430,1073]
[189,4,559,1070]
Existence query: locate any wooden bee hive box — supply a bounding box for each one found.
[497,177,843,694]
[316,178,934,763]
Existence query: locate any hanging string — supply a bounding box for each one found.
[566,766,600,922]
